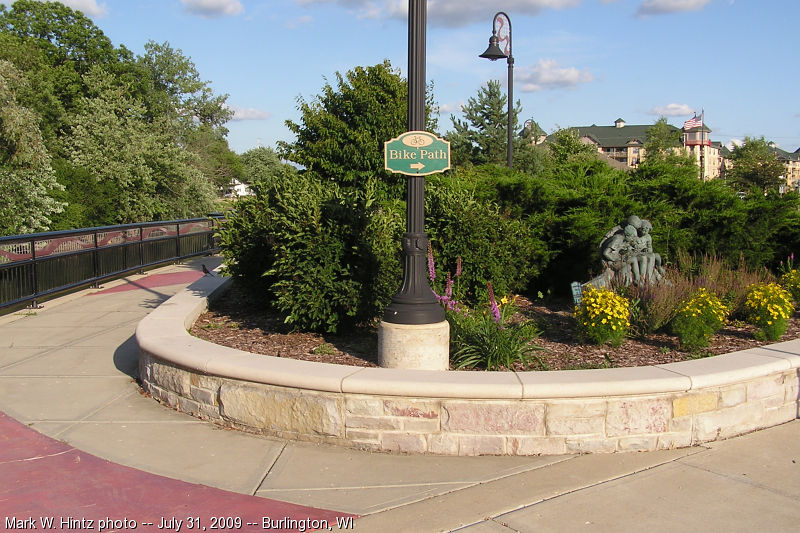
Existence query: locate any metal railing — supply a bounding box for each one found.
[0,216,223,313]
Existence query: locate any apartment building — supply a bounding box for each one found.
[555,118,724,179]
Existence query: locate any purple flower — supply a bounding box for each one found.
[455,256,462,278]
[487,282,501,324]
[427,241,435,282]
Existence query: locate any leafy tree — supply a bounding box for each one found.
[643,117,682,161]
[239,146,296,192]
[0,60,64,234]
[64,67,215,222]
[547,127,596,164]
[137,40,232,131]
[280,60,429,198]
[446,80,523,166]
[727,136,786,192]
[0,0,117,71]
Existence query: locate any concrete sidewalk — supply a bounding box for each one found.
[1,257,798,532]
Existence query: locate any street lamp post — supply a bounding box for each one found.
[479,11,514,169]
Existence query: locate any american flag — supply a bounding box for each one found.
[683,114,703,130]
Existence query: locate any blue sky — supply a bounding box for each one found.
[25,0,800,154]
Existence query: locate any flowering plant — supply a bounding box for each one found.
[779,254,800,304]
[743,283,794,341]
[575,286,630,347]
[449,283,543,370]
[670,288,728,349]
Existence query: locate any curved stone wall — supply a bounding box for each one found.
[137,275,800,455]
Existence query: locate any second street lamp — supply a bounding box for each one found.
[479,11,514,169]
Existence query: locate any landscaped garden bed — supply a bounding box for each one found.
[191,283,800,371]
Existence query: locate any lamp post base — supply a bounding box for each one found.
[378,320,450,370]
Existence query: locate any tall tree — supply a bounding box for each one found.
[239,146,296,193]
[64,67,214,223]
[0,60,64,234]
[446,80,523,166]
[727,137,786,192]
[280,60,425,198]
[643,117,682,161]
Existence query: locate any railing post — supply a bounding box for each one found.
[29,238,39,309]
[175,223,181,262]
[138,225,145,275]
[91,230,100,288]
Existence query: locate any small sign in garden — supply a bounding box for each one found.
[384,131,450,176]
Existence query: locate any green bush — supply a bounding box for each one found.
[426,171,548,303]
[743,283,794,341]
[575,286,630,347]
[670,288,728,350]
[218,174,403,332]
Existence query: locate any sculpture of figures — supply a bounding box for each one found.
[597,216,665,287]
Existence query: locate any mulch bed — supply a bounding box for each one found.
[190,285,800,371]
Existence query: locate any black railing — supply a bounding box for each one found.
[0,216,223,313]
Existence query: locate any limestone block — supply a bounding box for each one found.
[345,397,384,417]
[606,398,671,437]
[672,393,718,418]
[718,385,747,408]
[443,402,545,435]
[190,373,220,390]
[150,360,191,397]
[381,432,427,453]
[692,402,763,442]
[508,436,567,456]
[546,416,604,436]
[190,385,217,406]
[383,399,440,419]
[566,437,617,454]
[402,418,441,433]
[177,396,200,417]
[617,435,658,452]
[546,400,607,418]
[747,375,786,401]
[219,383,343,437]
[428,434,459,455]
[346,415,402,430]
[656,432,693,450]
[345,429,381,444]
[762,404,798,427]
[458,435,506,456]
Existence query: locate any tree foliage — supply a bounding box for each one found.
[0,59,64,234]
[446,80,523,167]
[727,136,786,192]
[280,60,417,198]
[0,2,238,231]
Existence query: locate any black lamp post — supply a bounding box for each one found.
[480,11,514,169]
[382,0,444,326]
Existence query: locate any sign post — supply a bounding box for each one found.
[378,0,450,370]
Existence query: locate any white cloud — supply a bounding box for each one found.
[229,106,271,121]
[636,0,710,17]
[287,15,313,29]
[180,0,244,18]
[30,0,108,17]
[650,103,695,116]
[294,0,580,27]
[517,59,593,92]
[439,102,462,114]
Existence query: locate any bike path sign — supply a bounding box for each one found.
[384,131,450,176]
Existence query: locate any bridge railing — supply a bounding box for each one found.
[0,216,223,313]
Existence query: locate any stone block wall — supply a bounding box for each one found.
[140,350,799,456]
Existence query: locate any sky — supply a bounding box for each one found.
[17,0,800,154]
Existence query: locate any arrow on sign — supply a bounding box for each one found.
[410,162,425,171]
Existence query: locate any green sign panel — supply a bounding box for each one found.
[384,131,451,176]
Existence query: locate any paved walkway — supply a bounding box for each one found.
[1,257,798,532]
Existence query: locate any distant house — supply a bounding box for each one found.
[770,146,800,191]
[546,118,724,180]
[223,178,253,198]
